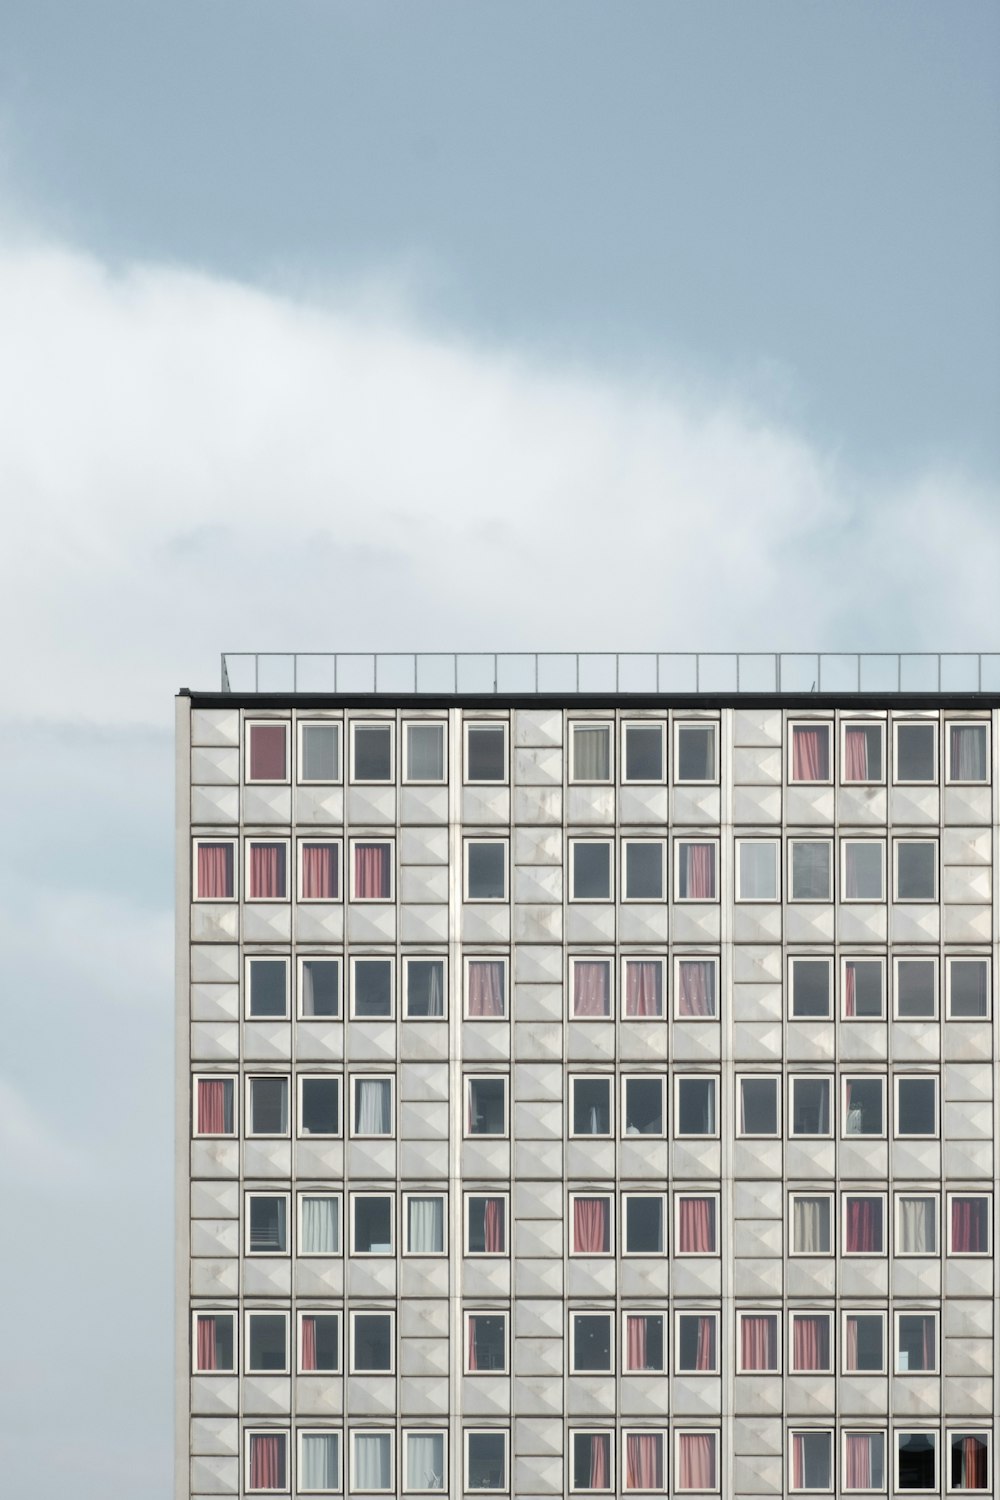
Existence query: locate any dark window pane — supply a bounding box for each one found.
[573,1314,611,1371]
[739,1078,778,1135]
[897,959,935,1017]
[353,959,392,1017]
[573,843,611,900]
[573,1078,611,1135]
[677,725,715,781]
[353,725,392,781]
[467,725,506,782]
[792,960,830,1018]
[896,724,935,782]
[468,843,506,899]
[301,1078,339,1135]
[625,724,663,780]
[248,959,287,1018]
[248,1314,286,1371]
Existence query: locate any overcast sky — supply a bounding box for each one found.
[0,3,998,1494]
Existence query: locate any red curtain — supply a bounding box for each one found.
[467,1318,478,1371]
[301,1316,317,1372]
[573,1197,610,1253]
[740,1315,776,1371]
[844,963,857,1017]
[589,1434,610,1489]
[249,1434,285,1489]
[844,1433,873,1489]
[677,961,714,1018]
[678,1197,715,1254]
[250,843,286,899]
[354,843,390,899]
[625,1433,662,1490]
[678,1433,716,1491]
[626,1315,648,1371]
[196,1316,218,1371]
[952,1197,988,1253]
[843,726,869,781]
[301,844,337,899]
[197,1079,232,1135]
[468,961,504,1017]
[958,1435,988,1489]
[574,961,610,1017]
[625,961,662,1017]
[790,1434,805,1490]
[684,844,715,899]
[197,842,233,899]
[793,726,829,780]
[845,1197,882,1254]
[483,1198,504,1253]
[793,1315,829,1371]
[250,724,286,780]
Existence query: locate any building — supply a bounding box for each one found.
[176,651,998,1499]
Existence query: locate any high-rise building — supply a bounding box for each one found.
[177,652,997,1499]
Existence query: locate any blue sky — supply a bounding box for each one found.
[0,3,997,1494]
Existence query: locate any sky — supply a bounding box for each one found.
[0,2,997,1493]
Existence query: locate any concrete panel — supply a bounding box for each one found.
[462,906,511,944]
[192,785,240,824]
[191,906,240,943]
[192,708,239,746]
[783,786,834,824]
[619,785,670,824]
[565,905,615,943]
[462,785,511,825]
[190,1023,239,1063]
[191,984,239,1022]
[295,785,344,825]
[294,904,344,943]
[345,904,396,943]
[733,906,782,944]
[189,1455,239,1494]
[672,786,721,825]
[513,786,563,825]
[733,785,783,824]
[243,785,291,824]
[838,905,888,943]
[515,710,562,747]
[514,865,563,904]
[734,746,781,784]
[671,907,721,944]
[243,1021,291,1061]
[243,904,291,943]
[398,786,447,824]
[943,904,992,942]
[399,825,448,864]
[346,786,396,824]
[889,784,939,825]
[399,865,448,903]
[734,709,782,747]
[514,747,563,786]
[838,785,887,825]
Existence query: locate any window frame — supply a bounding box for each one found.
[893,719,938,785]
[841,1075,887,1140]
[402,953,447,1021]
[673,1310,719,1375]
[945,1428,991,1494]
[568,1308,614,1375]
[841,954,886,1021]
[463,1428,509,1494]
[841,1191,887,1257]
[297,717,342,785]
[893,954,939,1020]
[788,1191,834,1257]
[946,1192,992,1256]
[621,719,666,785]
[893,1074,939,1140]
[788,719,833,785]
[569,953,614,1020]
[735,837,780,903]
[296,1073,342,1140]
[463,1191,509,1257]
[789,1075,834,1139]
[568,1190,615,1257]
[246,1074,290,1139]
[621,1192,668,1258]
[296,1427,342,1495]
[192,837,237,902]
[673,720,718,785]
[245,1309,290,1376]
[621,1073,667,1140]
[245,1428,290,1495]
[673,954,719,1021]
[569,838,615,903]
[674,1428,721,1494]
[621,954,666,1021]
[621,1427,667,1493]
[945,719,990,785]
[297,953,342,1021]
[191,1308,237,1373]
[840,1309,885,1376]
[296,1191,343,1258]
[463,836,509,903]
[401,1427,448,1495]
[296,838,342,904]
[841,838,886,903]
[193,1074,237,1137]
[673,1074,719,1140]
[621,837,667,903]
[673,1191,720,1256]
[245,719,290,785]
[569,1427,615,1494]
[673,838,720,903]
[348,1192,395,1258]
[788,838,834,903]
[296,1309,342,1376]
[621,1309,667,1374]
[788,1428,834,1494]
[464,1309,509,1376]
[569,1073,614,1140]
[945,954,992,1020]
[894,1309,939,1376]
[401,718,447,785]
[789,1309,835,1374]
[349,719,395,785]
[349,954,395,1021]
[348,1308,396,1375]
[894,1429,938,1494]
[735,1074,780,1139]
[840,718,885,786]
[245,953,291,1021]
[894,1192,940,1258]
[463,719,509,786]
[789,954,833,1021]
[349,1429,394,1495]
[736,1309,781,1374]
[349,1074,395,1139]
[463,1073,510,1139]
[244,837,290,903]
[401,1191,448,1258]
[893,838,939,903]
[348,837,395,903]
[463,954,508,1021]
[569,719,614,784]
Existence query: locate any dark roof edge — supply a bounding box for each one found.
[179,691,1000,711]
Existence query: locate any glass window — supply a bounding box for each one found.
[675,1430,718,1493]
[351,1312,393,1373]
[465,840,507,901]
[895,957,937,1018]
[195,1076,235,1137]
[465,722,507,783]
[404,1195,446,1256]
[675,1312,717,1373]
[738,1312,779,1372]
[571,1076,612,1137]
[193,1311,235,1372]
[623,1312,665,1373]
[895,721,937,783]
[736,840,779,901]
[843,1432,885,1493]
[790,722,832,783]
[299,1430,341,1493]
[351,1431,392,1493]
[351,722,393,783]
[842,1312,883,1373]
[571,723,612,782]
[843,840,885,901]
[789,840,832,901]
[404,722,445,783]
[248,1076,289,1136]
[895,840,937,901]
[623,722,664,782]
[790,1194,832,1255]
[571,1312,612,1372]
[194,839,235,900]
[402,1429,446,1493]
[789,1430,833,1491]
[948,722,988,783]
[351,1195,394,1256]
[623,1195,666,1255]
[790,958,832,1019]
[676,841,717,900]
[675,957,718,1018]
[571,840,613,901]
[298,1313,340,1374]
[571,957,612,1018]
[467,1314,507,1374]
[623,957,664,1019]
[571,1194,613,1255]
[843,957,884,1019]
[465,1431,507,1492]
[299,721,340,783]
[247,1430,288,1492]
[947,957,990,1019]
[246,840,288,901]
[843,1077,885,1137]
[895,1076,938,1137]
[675,722,717,782]
[790,1078,831,1137]
[571,1431,613,1493]
[896,1194,938,1256]
[299,956,340,1019]
[948,1194,991,1255]
[465,1076,507,1136]
[247,956,289,1018]
[351,840,393,900]
[247,1312,288,1373]
[843,1194,885,1255]
[949,1431,990,1492]
[675,1194,718,1254]
[351,1077,393,1137]
[737,1076,779,1137]
[790,1312,832,1372]
[404,957,445,1018]
[675,1077,717,1137]
[623,1076,665,1137]
[896,1312,937,1374]
[298,1076,340,1137]
[246,721,288,782]
[465,957,506,1019]
[298,1193,341,1256]
[843,722,883,782]
[351,957,393,1019]
[623,1430,665,1492]
[896,1431,936,1492]
[465,1194,507,1255]
[298,840,340,902]
[623,840,665,901]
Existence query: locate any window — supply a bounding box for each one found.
[843,957,884,1019]
[402,1429,447,1493]
[843,1194,885,1255]
[194,838,236,900]
[948,1194,991,1255]
[675,1194,718,1254]
[789,957,832,1019]
[947,722,989,783]
[843,1432,885,1493]
[948,1431,990,1492]
[676,840,718,901]
[571,722,612,782]
[351,1431,393,1493]
[675,722,717,782]
[571,1076,612,1137]
[737,1311,779,1373]
[464,1430,508,1492]
[790,1312,832,1372]
[350,957,393,1019]
[570,1194,613,1255]
[842,721,883,783]
[247,1431,288,1493]
[842,840,885,902]
[298,1076,340,1137]
[896,1431,937,1492]
[246,721,288,783]
[403,1194,446,1256]
[465,957,507,1018]
[842,1077,885,1138]
[403,721,445,783]
[675,1312,718,1373]
[465,1194,507,1255]
[465,1076,507,1136]
[842,1311,884,1374]
[947,956,990,1019]
[298,720,340,783]
[193,1310,235,1372]
[790,722,832,783]
[790,1077,832,1137]
[623,957,664,1018]
[623,1430,665,1492]
[466,1312,507,1373]
[465,839,508,901]
[895,1194,938,1256]
[895,956,937,1019]
[623,1312,665,1373]
[570,840,614,901]
[297,840,340,902]
[298,1312,340,1373]
[895,1076,938,1137]
[351,840,393,901]
[248,1076,289,1137]
[350,1194,394,1255]
[622,840,665,901]
[736,839,779,901]
[245,840,288,901]
[895,840,937,901]
[675,1076,717,1137]
[350,722,393,783]
[351,1076,393,1137]
[247,956,289,1019]
[675,957,718,1019]
[298,1430,341,1494]
[623,1194,666,1255]
[675,1430,719,1493]
[622,1076,665,1137]
[894,721,937,783]
[247,1312,288,1374]
[298,1193,341,1256]
[195,1076,235,1136]
[789,1430,833,1492]
[465,722,507,783]
[790,1194,832,1255]
[350,1311,394,1373]
[789,840,832,901]
[896,1312,937,1374]
[623,721,665,782]
[570,1310,613,1372]
[571,956,613,1018]
[404,957,445,1018]
[299,956,341,1019]
[737,1076,779,1137]
[571,1430,613,1493]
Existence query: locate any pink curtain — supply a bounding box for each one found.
[678,1197,715,1254]
[843,726,869,782]
[574,1197,610,1253]
[793,725,829,780]
[959,1435,988,1489]
[249,843,286,899]
[250,724,286,780]
[197,842,233,899]
[467,1318,478,1371]
[354,843,390,899]
[625,1433,662,1490]
[574,961,610,1017]
[196,1316,217,1371]
[589,1434,610,1490]
[197,1079,231,1134]
[677,960,715,1018]
[625,960,663,1018]
[684,844,715,899]
[844,963,857,1017]
[249,1434,285,1489]
[793,1315,829,1371]
[952,1197,988,1253]
[483,1197,504,1253]
[468,960,505,1017]
[695,1317,715,1371]
[678,1433,716,1491]
[301,844,337,899]
[301,1316,317,1372]
[626,1315,648,1371]
[740,1315,776,1371]
[844,1433,872,1490]
[845,1197,882,1254]
[791,1434,805,1490]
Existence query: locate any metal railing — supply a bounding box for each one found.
[220,652,1000,695]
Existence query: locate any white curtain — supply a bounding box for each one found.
[353,1434,391,1490]
[301,1433,339,1491]
[407,724,444,780]
[574,726,610,779]
[406,1433,445,1491]
[356,1079,391,1135]
[301,1196,339,1255]
[425,963,444,1016]
[408,1196,444,1254]
[740,841,778,899]
[793,1196,830,1253]
[951,724,987,781]
[899,1196,936,1254]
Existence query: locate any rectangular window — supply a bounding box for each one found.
[194,838,236,900]
[896,1312,937,1374]
[571,1430,613,1493]
[842,722,883,783]
[464,722,507,784]
[675,722,717,783]
[298,1312,341,1374]
[299,956,341,1019]
[843,1194,885,1255]
[570,1311,613,1373]
[675,957,718,1019]
[736,839,779,901]
[843,1432,885,1493]
[570,840,614,901]
[246,721,288,783]
[465,1075,508,1136]
[350,957,393,1019]
[623,1430,665,1492]
[571,1076,612,1137]
[247,956,289,1019]
[248,1076,289,1137]
[570,1194,613,1255]
[623,1312,665,1373]
[247,1311,288,1373]
[842,1312,884,1374]
[623,1194,667,1256]
[843,957,884,1019]
[195,1076,235,1136]
[947,722,989,783]
[948,1431,990,1493]
[465,957,507,1018]
[676,1431,719,1493]
[298,840,341,902]
[465,1430,508,1492]
[675,1076,717,1137]
[298,1193,342,1256]
[403,1194,446,1256]
[298,1430,341,1494]
[247,1430,288,1493]
[403,721,445,783]
[675,1194,718,1255]
[465,839,508,901]
[622,1075,665,1137]
[351,1076,393,1137]
[895,720,937,783]
[571,722,612,782]
[895,1075,938,1137]
[948,1194,991,1255]
[895,1194,938,1256]
[193,1310,235,1372]
[350,1195,394,1256]
[298,720,340,784]
[351,840,394,901]
[737,1076,779,1137]
[789,1430,833,1492]
[790,1077,832,1137]
[790,1312,832,1372]
[246,840,288,901]
[404,956,445,1019]
[896,1431,937,1492]
[350,1431,393,1493]
[622,840,666,901]
[465,1194,507,1255]
[297,1075,340,1137]
[790,957,832,1019]
[465,1312,507,1373]
[738,1311,779,1372]
[676,840,718,901]
[350,722,393,784]
[350,1311,394,1373]
[895,840,937,901]
[789,840,832,901]
[623,721,665,782]
[790,722,832,783]
[623,957,665,1018]
[947,956,990,1019]
[895,956,937,1019]
[572,956,613,1019]
[790,1193,833,1255]
[842,840,885,901]
[402,1429,446,1494]
[842,1077,885,1138]
[675,1312,718,1373]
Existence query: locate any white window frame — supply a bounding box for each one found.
[245,1428,290,1495]
[946,1192,992,1256]
[296,1073,342,1139]
[894,1430,938,1494]
[296,838,342,904]
[789,954,833,1021]
[673,1192,720,1256]
[568,1308,614,1374]
[894,1074,939,1140]
[840,1428,886,1495]
[349,1429,394,1495]
[296,1191,343,1258]
[674,1428,721,1494]
[192,837,237,902]
[244,837,290,903]
[944,1429,991,1495]
[193,1074,237,1137]
[348,1192,395,1258]
[673,954,719,1021]
[568,1191,615,1257]
[569,1073,614,1139]
[620,1073,667,1140]
[245,953,291,1021]
[841,954,885,1021]
[463,1191,509,1257]
[463,1428,509,1493]
[245,719,290,785]
[841,1074,887,1140]
[401,718,447,785]
[673,1074,719,1140]
[402,1191,448,1258]
[673,719,718,785]
[349,719,394,785]
[736,1310,780,1374]
[787,838,833,903]
[788,1076,833,1139]
[569,838,615,903]
[569,720,614,784]
[349,1074,395,1139]
[296,717,342,785]
[841,1309,885,1375]
[569,953,614,1020]
[297,1427,342,1494]
[788,1428,834,1493]
[349,1308,396,1375]
[621,719,666,784]
[841,839,886,903]
[893,953,939,1021]
[893,718,938,785]
[735,838,780,903]
[348,837,395,903]
[349,954,395,1021]
[945,719,990,785]
[401,1427,448,1494]
[464,1309,509,1376]
[191,1308,236,1373]
[840,718,885,786]
[463,719,509,786]
[245,1309,290,1375]
[297,953,342,1021]
[945,954,992,1020]
[673,838,720,903]
[463,1074,510,1140]
[569,1427,615,1493]
[402,953,447,1021]
[841,1191,887,1257]
[463,837,509,903]
[674,1310,719,1374]
[621,838,667,903]
[621,1309,666,1374]
[788,719,833,785]
[463,954,508,1020]
[296,1309,342,1375]
[621,1428,667,1493]
[246,1074,290,1139]
[621,954,666,1020]
[790,1310,834,1374]
[894,1309,939,1375]
[735,1074,780,1139]
[788,1191,834,1257]
[621,1192,668,1258]
[893,838,939,903]
[894,1192,939,1258]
